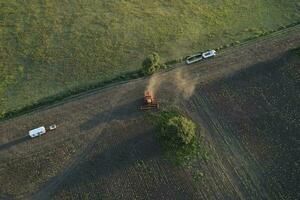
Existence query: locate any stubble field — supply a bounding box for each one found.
[0,26,299,199]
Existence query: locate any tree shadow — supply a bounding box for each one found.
[54,128,161,196]
[194,51,300,198]
[79,98,142,132]
[0,135,31,151]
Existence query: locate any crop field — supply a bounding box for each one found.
[1,0,300,117]
[199,53,300,199]
[0,26,299,199]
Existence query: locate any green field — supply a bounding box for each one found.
[1,0,300,116]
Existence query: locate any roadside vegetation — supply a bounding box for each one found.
[0,28,299,199]
[1,0,300,119]
[292,46,300,57]
[142,53,166,75]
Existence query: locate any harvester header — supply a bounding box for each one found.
[139,91,159,110]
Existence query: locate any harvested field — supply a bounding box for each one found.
[200,54,300,199]
[0,26,299,199]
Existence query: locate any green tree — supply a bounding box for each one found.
[152,110,199,164]
[160,115,196,148]
[154,110,196,146]
[170,116,195,145]
[142,52,166,75]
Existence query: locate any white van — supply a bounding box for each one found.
[202,50,217,59]
[29,126,46,138]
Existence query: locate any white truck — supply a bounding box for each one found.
[28,124,57,138]
[186,50,216,64]
[29,126,46,138]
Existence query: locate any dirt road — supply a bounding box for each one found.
[0,25,300,199]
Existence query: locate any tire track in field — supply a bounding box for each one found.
[22,28,300,199]
[183,97,245,199]
[0,86,130,166]
[198,93,263,198]
[186,91,272,199]
[1,25,300,199]
[31,84,134,200]
[31,26,300,200]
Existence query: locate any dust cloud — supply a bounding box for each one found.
[173,69,198,99]
[145,68,199,99]
[146,74,161,96]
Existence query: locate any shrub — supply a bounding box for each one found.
[151,109,199,164]
[0,112,5,118]
[153,110,197,147]
[176,57,183,63]
[142,52,165,75]
[165,60,176,65]
[160,115,196,147]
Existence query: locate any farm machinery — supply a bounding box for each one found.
[139,91,159,110]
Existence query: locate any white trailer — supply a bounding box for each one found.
[29,126,46,138]
[186,53,203,64]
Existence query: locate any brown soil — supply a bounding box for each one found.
[0,25,299,200]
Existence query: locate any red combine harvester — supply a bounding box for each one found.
[140,91,159,110]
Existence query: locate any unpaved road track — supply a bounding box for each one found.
[0,25,300,200]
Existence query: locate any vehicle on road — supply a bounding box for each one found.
[202,50,217,59]
[29,126,46,138]
[49,124,57,131]
[186,50,217,64]
[186,53,203,64]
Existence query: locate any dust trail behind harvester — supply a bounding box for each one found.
[145,68,199,100]
[146,74,161,97]
[173,68,198,99]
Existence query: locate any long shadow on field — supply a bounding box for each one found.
[0,135,31,151]
[54,128,161,196]
[80,98,142,132]
[197,52,300,199]
[0,192,14,200]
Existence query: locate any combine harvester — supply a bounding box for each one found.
[139,91,159,110]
